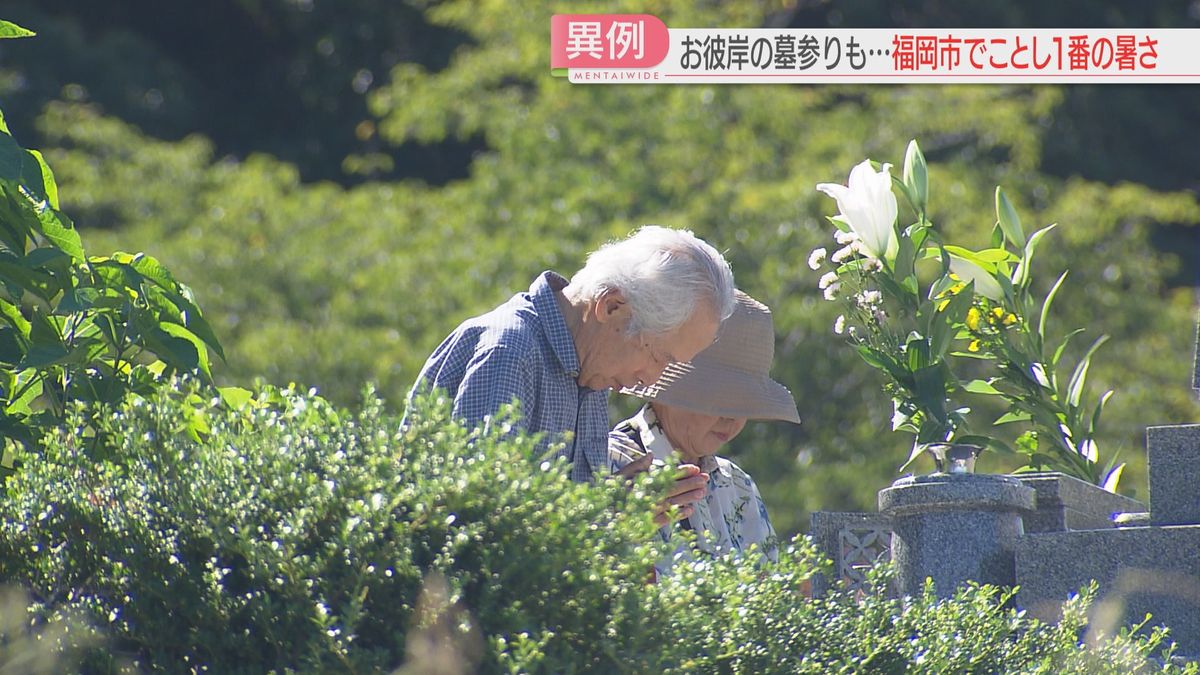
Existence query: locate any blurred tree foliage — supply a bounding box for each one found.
[0,0,1197,536]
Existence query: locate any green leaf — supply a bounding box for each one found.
[1051,328,1086,369]
[0,297,30,338]
[55,287,101,315]
[0,135,25,181]
[1101,462,1125,493]
[1038,270,1069,346]
[129,253,177,289]
[24,150,59,211]
[827,215,851,233]
[954,434,1013,455]
[4,370,41,415]
[1011,223,1057,290]
[0,20,35,39]
[20,308,69,369]
[856,345,912,389]
[0,326,24,365]
[995,186,1026,247]
[899,440,928,473]
[902,139,928,215]
[1066,335,1109,409]
[905,333,931,371]
[963,379,1003,395]
[1089,389,1114,436]
[34,207,85,262]
[989,223,1004,249]
[894,230,917,287]
[995,410,1032,425]
[219,386,254,410]
[913,363,949,425]
[156,322,212,379]
[944,245,999,272]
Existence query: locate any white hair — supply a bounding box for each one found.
[564,225,735,336]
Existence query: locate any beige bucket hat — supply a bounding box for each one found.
[622,291,801,424]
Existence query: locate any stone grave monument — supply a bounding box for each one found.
[811,318,1200,656]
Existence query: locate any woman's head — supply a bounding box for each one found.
[651,402,747,463]
[622,290,802,425]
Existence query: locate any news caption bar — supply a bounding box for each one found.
[550,17,1200,84]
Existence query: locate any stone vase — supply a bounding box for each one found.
[878,472,1036,598]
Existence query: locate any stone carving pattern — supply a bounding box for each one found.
[838,526,892,590]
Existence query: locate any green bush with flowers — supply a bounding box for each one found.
[810,140,1124,489]
[0,380,1193,672]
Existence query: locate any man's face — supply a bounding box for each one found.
[576,294,721,392]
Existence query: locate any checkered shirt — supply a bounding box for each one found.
[409,271,611,482]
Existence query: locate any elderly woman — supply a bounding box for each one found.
[610,291,801,562]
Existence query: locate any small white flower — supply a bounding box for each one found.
[808,248,827,270]
[831,246,854,264]
[847,325,858,339]
[834,315,846,335]
[862,257,884,273]
[823,282,841,301]
[873,308,888,323]
[855,290,882,307]
[818,271,839,290]
[834,229,859,245]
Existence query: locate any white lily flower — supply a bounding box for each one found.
[817,160,899,261]
[948,255,1005,301]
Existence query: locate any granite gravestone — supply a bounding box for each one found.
[1015,318,1200,656]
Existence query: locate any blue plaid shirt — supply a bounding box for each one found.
[409,271,611,482]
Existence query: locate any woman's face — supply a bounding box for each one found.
[652,403,748,463]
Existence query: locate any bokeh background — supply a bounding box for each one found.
[2,1,1197,536]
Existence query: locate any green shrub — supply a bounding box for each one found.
[0,380,1193,673]
[0,24,225,463]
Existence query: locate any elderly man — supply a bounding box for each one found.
[409,225,736,490]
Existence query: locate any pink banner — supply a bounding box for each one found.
[550,14,670,69]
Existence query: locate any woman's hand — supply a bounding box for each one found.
[616,454,708,527]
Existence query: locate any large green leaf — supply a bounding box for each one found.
[34,207,84,262]
[154,322,212,379]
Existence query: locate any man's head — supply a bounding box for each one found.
[563,226,735,391]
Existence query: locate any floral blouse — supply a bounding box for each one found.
[610,405,778,568]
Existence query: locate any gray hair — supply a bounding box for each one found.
[564,225,736,336]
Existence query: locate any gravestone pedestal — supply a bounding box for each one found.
[879,473,1035,597]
